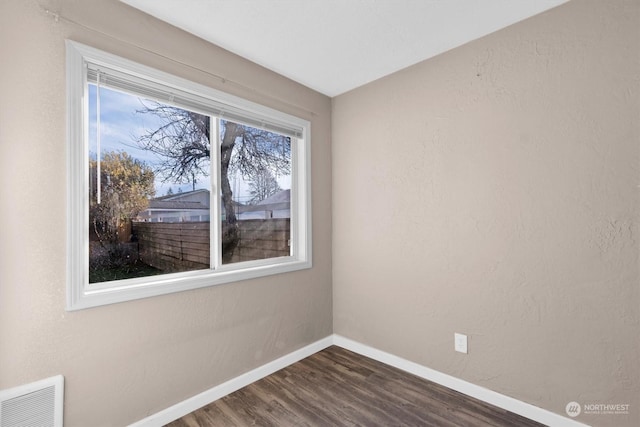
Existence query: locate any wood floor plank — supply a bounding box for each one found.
[166,346,547,427]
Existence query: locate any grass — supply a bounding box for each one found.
[89,260,163,283]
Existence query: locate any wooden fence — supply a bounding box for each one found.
[132,219,290,272]
[133,222,209,272]
[229,218,290,264]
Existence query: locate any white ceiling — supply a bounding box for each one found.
[121,0,568,97]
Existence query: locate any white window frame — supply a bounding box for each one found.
[66,40,312,311]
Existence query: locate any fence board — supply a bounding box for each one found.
[133,219,290,271]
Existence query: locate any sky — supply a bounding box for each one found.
[88,84,290,202]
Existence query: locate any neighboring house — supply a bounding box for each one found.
[137,188,290,222]
[137,189,210,222]
[238,189,290,220]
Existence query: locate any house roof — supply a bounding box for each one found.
[257,189,290,206]
[147,200,209,211]
[241,190,290,213]
[154,188,209,202]
[145,188,290,213]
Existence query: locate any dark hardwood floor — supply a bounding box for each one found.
[166,346,546,427]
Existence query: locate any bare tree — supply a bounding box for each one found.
[135,103,290,262]
[135,105,210,190]
[247,168,282,204]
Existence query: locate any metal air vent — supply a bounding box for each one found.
[0,375,63,427]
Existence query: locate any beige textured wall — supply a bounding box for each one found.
[332,1,639,426]
[0,1,332,426]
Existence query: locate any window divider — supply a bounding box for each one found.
[211,117,221,270]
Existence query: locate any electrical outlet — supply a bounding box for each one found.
[454,333,468,354]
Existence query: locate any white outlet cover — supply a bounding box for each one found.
[455,333,468,354]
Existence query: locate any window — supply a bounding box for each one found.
[66,41,311,310]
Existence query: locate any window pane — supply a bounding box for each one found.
[219,120,291,264]
[88,84,210,283]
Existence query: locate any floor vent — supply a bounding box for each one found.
[0,375,63,427]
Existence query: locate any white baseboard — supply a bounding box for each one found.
[130,334,590,427]
[128,336,333,427]
[333,334,591,427]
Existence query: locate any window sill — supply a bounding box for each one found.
[67,257,312,311]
